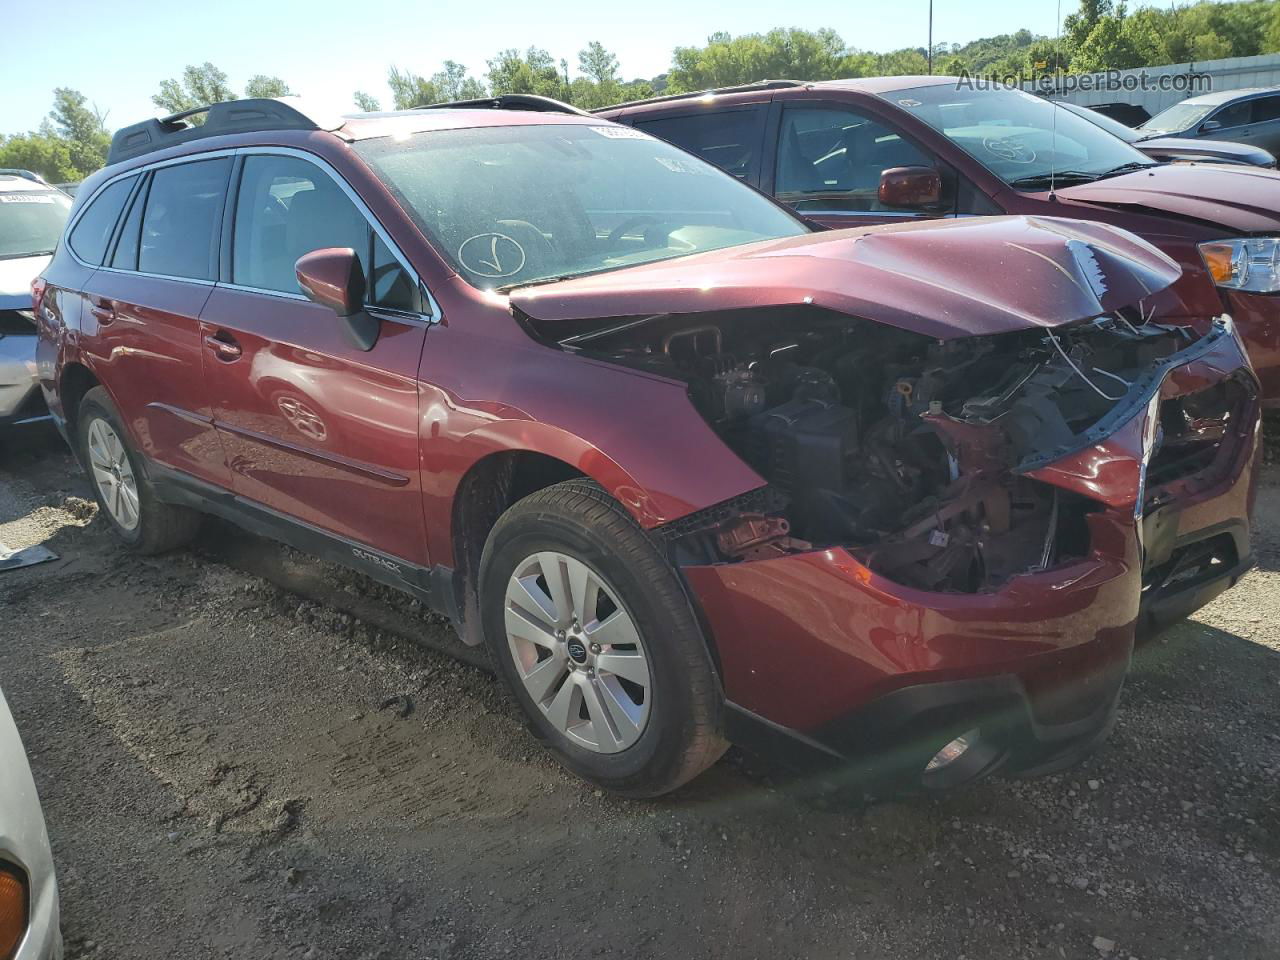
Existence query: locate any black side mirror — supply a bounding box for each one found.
[1199,119,1222,134]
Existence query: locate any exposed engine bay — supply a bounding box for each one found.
[546,306,1244,594]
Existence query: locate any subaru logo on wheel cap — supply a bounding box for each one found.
[567,640,588,663]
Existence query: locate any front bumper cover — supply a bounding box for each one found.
[680,318,1260,784]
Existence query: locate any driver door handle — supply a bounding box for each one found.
[88,297,116,324]
[204,330,242,361]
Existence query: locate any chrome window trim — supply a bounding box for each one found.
[89,264,217,286]
[62,145,441,324]
[64,149,239,273]
[218,281,309,302]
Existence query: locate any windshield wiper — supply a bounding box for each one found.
[1009,171,1100,189]
[495,274,578,293]
[1097,161,1158,178]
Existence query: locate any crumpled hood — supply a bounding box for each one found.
[1057,163,1280,234]
[512,215,1180,341]
[0,254,49,309]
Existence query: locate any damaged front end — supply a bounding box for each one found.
[514,216,1260,781]
[549,305,1256,599]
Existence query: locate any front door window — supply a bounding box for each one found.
[775,107,933,214]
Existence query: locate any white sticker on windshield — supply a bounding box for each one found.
[0,193,55,203]
[588,125,652,140]
[654,156,708,175]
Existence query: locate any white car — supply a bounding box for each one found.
[0,687,61,959]
[0,170,71,426]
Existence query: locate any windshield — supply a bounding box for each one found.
[1058,102,1139,142]
[1138,102,1215,135]
[354,123,808,289]
[0,189,72,260]
[881,85,1152,189]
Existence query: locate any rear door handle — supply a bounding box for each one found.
[88,297,116,324]
[204,331,243,361]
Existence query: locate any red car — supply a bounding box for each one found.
[35,96,1259,797]
[598,77,1280,403]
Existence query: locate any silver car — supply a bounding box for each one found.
[0,687,61,960]
[1136,87,1280,158]
[1,170,71,426]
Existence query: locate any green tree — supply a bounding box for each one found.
[876,48,930,75]
[48,87,109,176]
[486,48,564,98]
[432,60,487,101]
[1120,8,1172,66]
[1267,3,1280,52]
[386,66,440,109]
[579,42,620,87]
[152,62,236,117]
[353,90,382,112]
[1063,0,1114,59]
[1188,30,1232,60]
[667,28,851,93]
[0,129,77,183]
[244,75,292,99]
[1072,15,1143,71]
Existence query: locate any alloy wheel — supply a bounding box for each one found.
[503,551,652,753]
[86,418,140,531]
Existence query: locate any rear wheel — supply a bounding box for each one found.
[480,479,726,797]
[77,386,201,554]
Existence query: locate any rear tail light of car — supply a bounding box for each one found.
[0,861,27,960]
[29,277,46,319]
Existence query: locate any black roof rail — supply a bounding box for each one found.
[107,98,342,166]
[593,79,807,113]
[416,94,590,117]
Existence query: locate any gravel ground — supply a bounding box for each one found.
[1,422,1278,960]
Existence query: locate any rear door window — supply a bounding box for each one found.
[1252,95,1280,124]
[232,154,369,295]
[67,176,135,265]
[138,158,232,280]
[633,108,766,182]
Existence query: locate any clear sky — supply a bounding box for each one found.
[1,0,1064,133]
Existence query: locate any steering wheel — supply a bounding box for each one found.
[607,216,671,247]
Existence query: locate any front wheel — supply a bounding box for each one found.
[480,480,726,797]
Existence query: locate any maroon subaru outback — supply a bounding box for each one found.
[35,96,1259,797]
[598,77,1280,403]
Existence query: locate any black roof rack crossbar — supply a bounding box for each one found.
[107,98,333,165]
[415,94,590,116]
[592,79,806,113]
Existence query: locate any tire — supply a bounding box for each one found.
[76,386,201,554]
[480,479,726,797]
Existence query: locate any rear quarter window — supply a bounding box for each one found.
[68,177,135,265]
